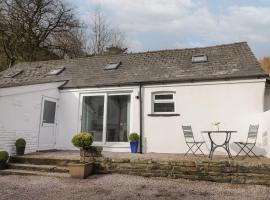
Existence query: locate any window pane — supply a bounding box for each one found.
[154,103,174,112]
[81,96,104,142]
[42,100,56,124]
[155,94,173,100]
[106,95,130,142]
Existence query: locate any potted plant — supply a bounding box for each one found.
[69,132,94,179]
[128,133,140,153]
[212,122,221,131]
[0,151,9,170]
[15,138,26,156]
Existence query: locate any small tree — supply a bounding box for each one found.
[88,9,127,55]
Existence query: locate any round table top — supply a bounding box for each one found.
[201,130,237,133]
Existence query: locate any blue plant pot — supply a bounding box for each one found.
[130,141,138,153]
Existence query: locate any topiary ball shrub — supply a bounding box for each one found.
[0,151,9,161]
[0,151,9,170]
[15,138,26,147]
[128,133,140,141]
[72,132,94,150]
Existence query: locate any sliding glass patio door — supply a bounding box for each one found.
[81,95,104,142]
[81,93,130,143]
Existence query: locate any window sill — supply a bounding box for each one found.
[148,113,180,117]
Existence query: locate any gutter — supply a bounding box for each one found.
[139,83,143,154]
[59,74,268,90]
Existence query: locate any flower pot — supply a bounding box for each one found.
[0,160,7,170]
[68,162,93,179]
[16,146,25,156]
[130,141,138,153]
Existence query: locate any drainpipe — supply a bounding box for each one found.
[139,83,143,154]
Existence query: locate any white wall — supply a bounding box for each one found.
[56,86,140,152]
[0,82,63,154]
[143,79,266,156]
[260,110,270,157]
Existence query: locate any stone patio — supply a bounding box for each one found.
[5,150,270,185]
[21,150,270,165]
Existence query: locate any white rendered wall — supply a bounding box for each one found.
[0,82,63,154]
[143,79,266,156]
[56,86,140,152]
[260,110,270,157]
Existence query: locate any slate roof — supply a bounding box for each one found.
[0,42,267,89]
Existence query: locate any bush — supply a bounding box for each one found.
[15,138,26,147]
[0,151,9,161]
[128,133,140,141]
[72,132,94,150]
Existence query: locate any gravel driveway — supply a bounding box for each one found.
[0,174,269,200]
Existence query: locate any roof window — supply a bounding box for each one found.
[47,67,65,75]
[104,62,121,70]
[3,69,23,78]
[192,54,208,63]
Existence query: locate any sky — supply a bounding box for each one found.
[65,0,270,58]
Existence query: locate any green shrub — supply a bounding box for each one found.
[71,132,94,150]
[128,133,140,141]
[15,138,26,147]
[0,151,9,161]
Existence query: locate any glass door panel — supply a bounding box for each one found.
[81,96,104,142]
[106,95,130,142]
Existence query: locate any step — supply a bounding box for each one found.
[0,169,70,178]
[8,163,69,173]
[10,156,79,166]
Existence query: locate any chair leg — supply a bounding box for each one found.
[184,143,196,156]
[245,145,260,159]
[195,143,205,156]
[234,143,245,158]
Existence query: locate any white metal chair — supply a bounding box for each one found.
[182,125,205,156]
[234,124,259,159]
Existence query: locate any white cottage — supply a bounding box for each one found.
[0,42,270,157]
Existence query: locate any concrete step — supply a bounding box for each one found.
[8,163,69,173]
[10,156,79,166]
[0,169,70,178]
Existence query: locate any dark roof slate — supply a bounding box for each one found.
[0,42,267,89]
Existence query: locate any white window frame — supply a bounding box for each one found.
[152,92,176,114]
[79,91,132,146]
[41,96,58,127]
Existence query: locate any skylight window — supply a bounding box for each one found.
[104,62,121,70]
[47,67,65,75]
[192,54,208,63]
[3,69,23,78]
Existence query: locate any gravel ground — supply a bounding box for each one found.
[0,174,269,200]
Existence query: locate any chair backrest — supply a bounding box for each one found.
[182,125,195,143]
[247,124,259,144]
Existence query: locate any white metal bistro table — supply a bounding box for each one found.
[201,131,237,159]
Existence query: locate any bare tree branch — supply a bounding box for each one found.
[0,0,86,67]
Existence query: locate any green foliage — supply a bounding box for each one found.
[128,133,140,141]
[105,45,128,55]
[15,138,26,147]
[0,151,9,161]
[72,132,94,150]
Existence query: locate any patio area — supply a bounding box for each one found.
[6,150,270,186]
[15,150,270,165]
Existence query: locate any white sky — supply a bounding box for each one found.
[66,0,270,58]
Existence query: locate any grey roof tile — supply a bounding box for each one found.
[0,42,267,89]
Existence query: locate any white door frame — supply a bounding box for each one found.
[38,96,58,150]
[79,91,132,147]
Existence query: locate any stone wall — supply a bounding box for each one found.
[93,157,270,186]
[80,148,270,185]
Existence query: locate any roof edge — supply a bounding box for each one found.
[60,74,267,90]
